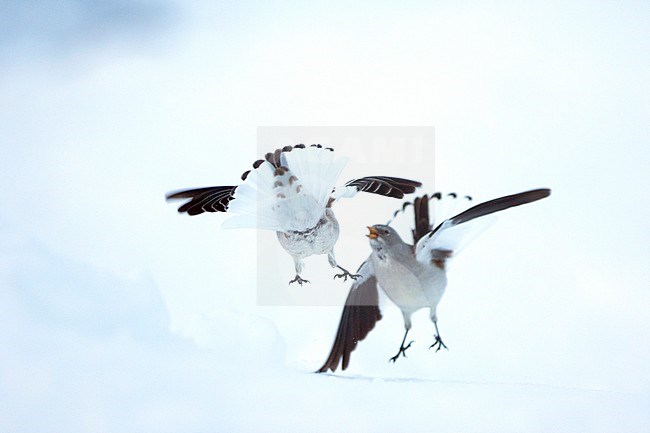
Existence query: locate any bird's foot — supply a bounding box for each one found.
[429,335,448,352]
[389,340,414,363]
[333,267,362,282]
[289,274,310,286]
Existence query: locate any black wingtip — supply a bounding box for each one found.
[449,187,552,226]
[165,189,193,200]
[165,186,237,215]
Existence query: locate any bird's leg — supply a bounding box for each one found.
[333,265,362,282]
[288,258,310,286]
[328,250,361,282]
[389,328,414,363]
[429,320,448,352]
[289,274,310,286]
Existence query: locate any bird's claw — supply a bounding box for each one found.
[333,271,362,282]
[388,340,414,363]
[289,275,310,286]
[429,336,448,352]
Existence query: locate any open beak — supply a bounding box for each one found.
[366,226,379,239]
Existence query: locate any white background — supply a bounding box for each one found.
[1,1,648,432]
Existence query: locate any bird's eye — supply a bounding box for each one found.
[382,229,390,236]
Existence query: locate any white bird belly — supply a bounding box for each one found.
[276,210,339,259]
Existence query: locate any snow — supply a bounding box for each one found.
[1,1,649,431]
[1,220,648,432]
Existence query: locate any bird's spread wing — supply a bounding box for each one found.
[166,186,237,215]
[331,176,422,201]
[415,188,551,265]
[167,145,421,230]
[318,259,382,373]
[167,144,347,232]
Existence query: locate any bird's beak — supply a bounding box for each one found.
[367,226,379,239]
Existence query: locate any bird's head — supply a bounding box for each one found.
[366,224,404,248]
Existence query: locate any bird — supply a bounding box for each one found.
[317,188,551,372]
[166,144,422,285]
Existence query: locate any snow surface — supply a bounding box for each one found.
[1,224,648,433]
[1,1,650,432]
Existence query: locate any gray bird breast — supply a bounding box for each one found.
[372,249,448,312]
[276,209,339,259]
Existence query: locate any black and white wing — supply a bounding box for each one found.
[415,188,551,265]
[331,176,422,202]
[166,146,294,217]
[318,259,382,373]
[167,144,345,232]
[166,186,237,215]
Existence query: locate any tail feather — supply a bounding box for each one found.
[387,192,473,243]
[270,166,322,231]
[281,146,348,209]
[412,195,431,245]
[223,161,322,231]
[433,193,473,228]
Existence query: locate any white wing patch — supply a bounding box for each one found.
[413,193,491,264]
[415,216,496,264]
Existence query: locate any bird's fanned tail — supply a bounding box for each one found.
[386,192,474,244]
[281,145,348,210]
